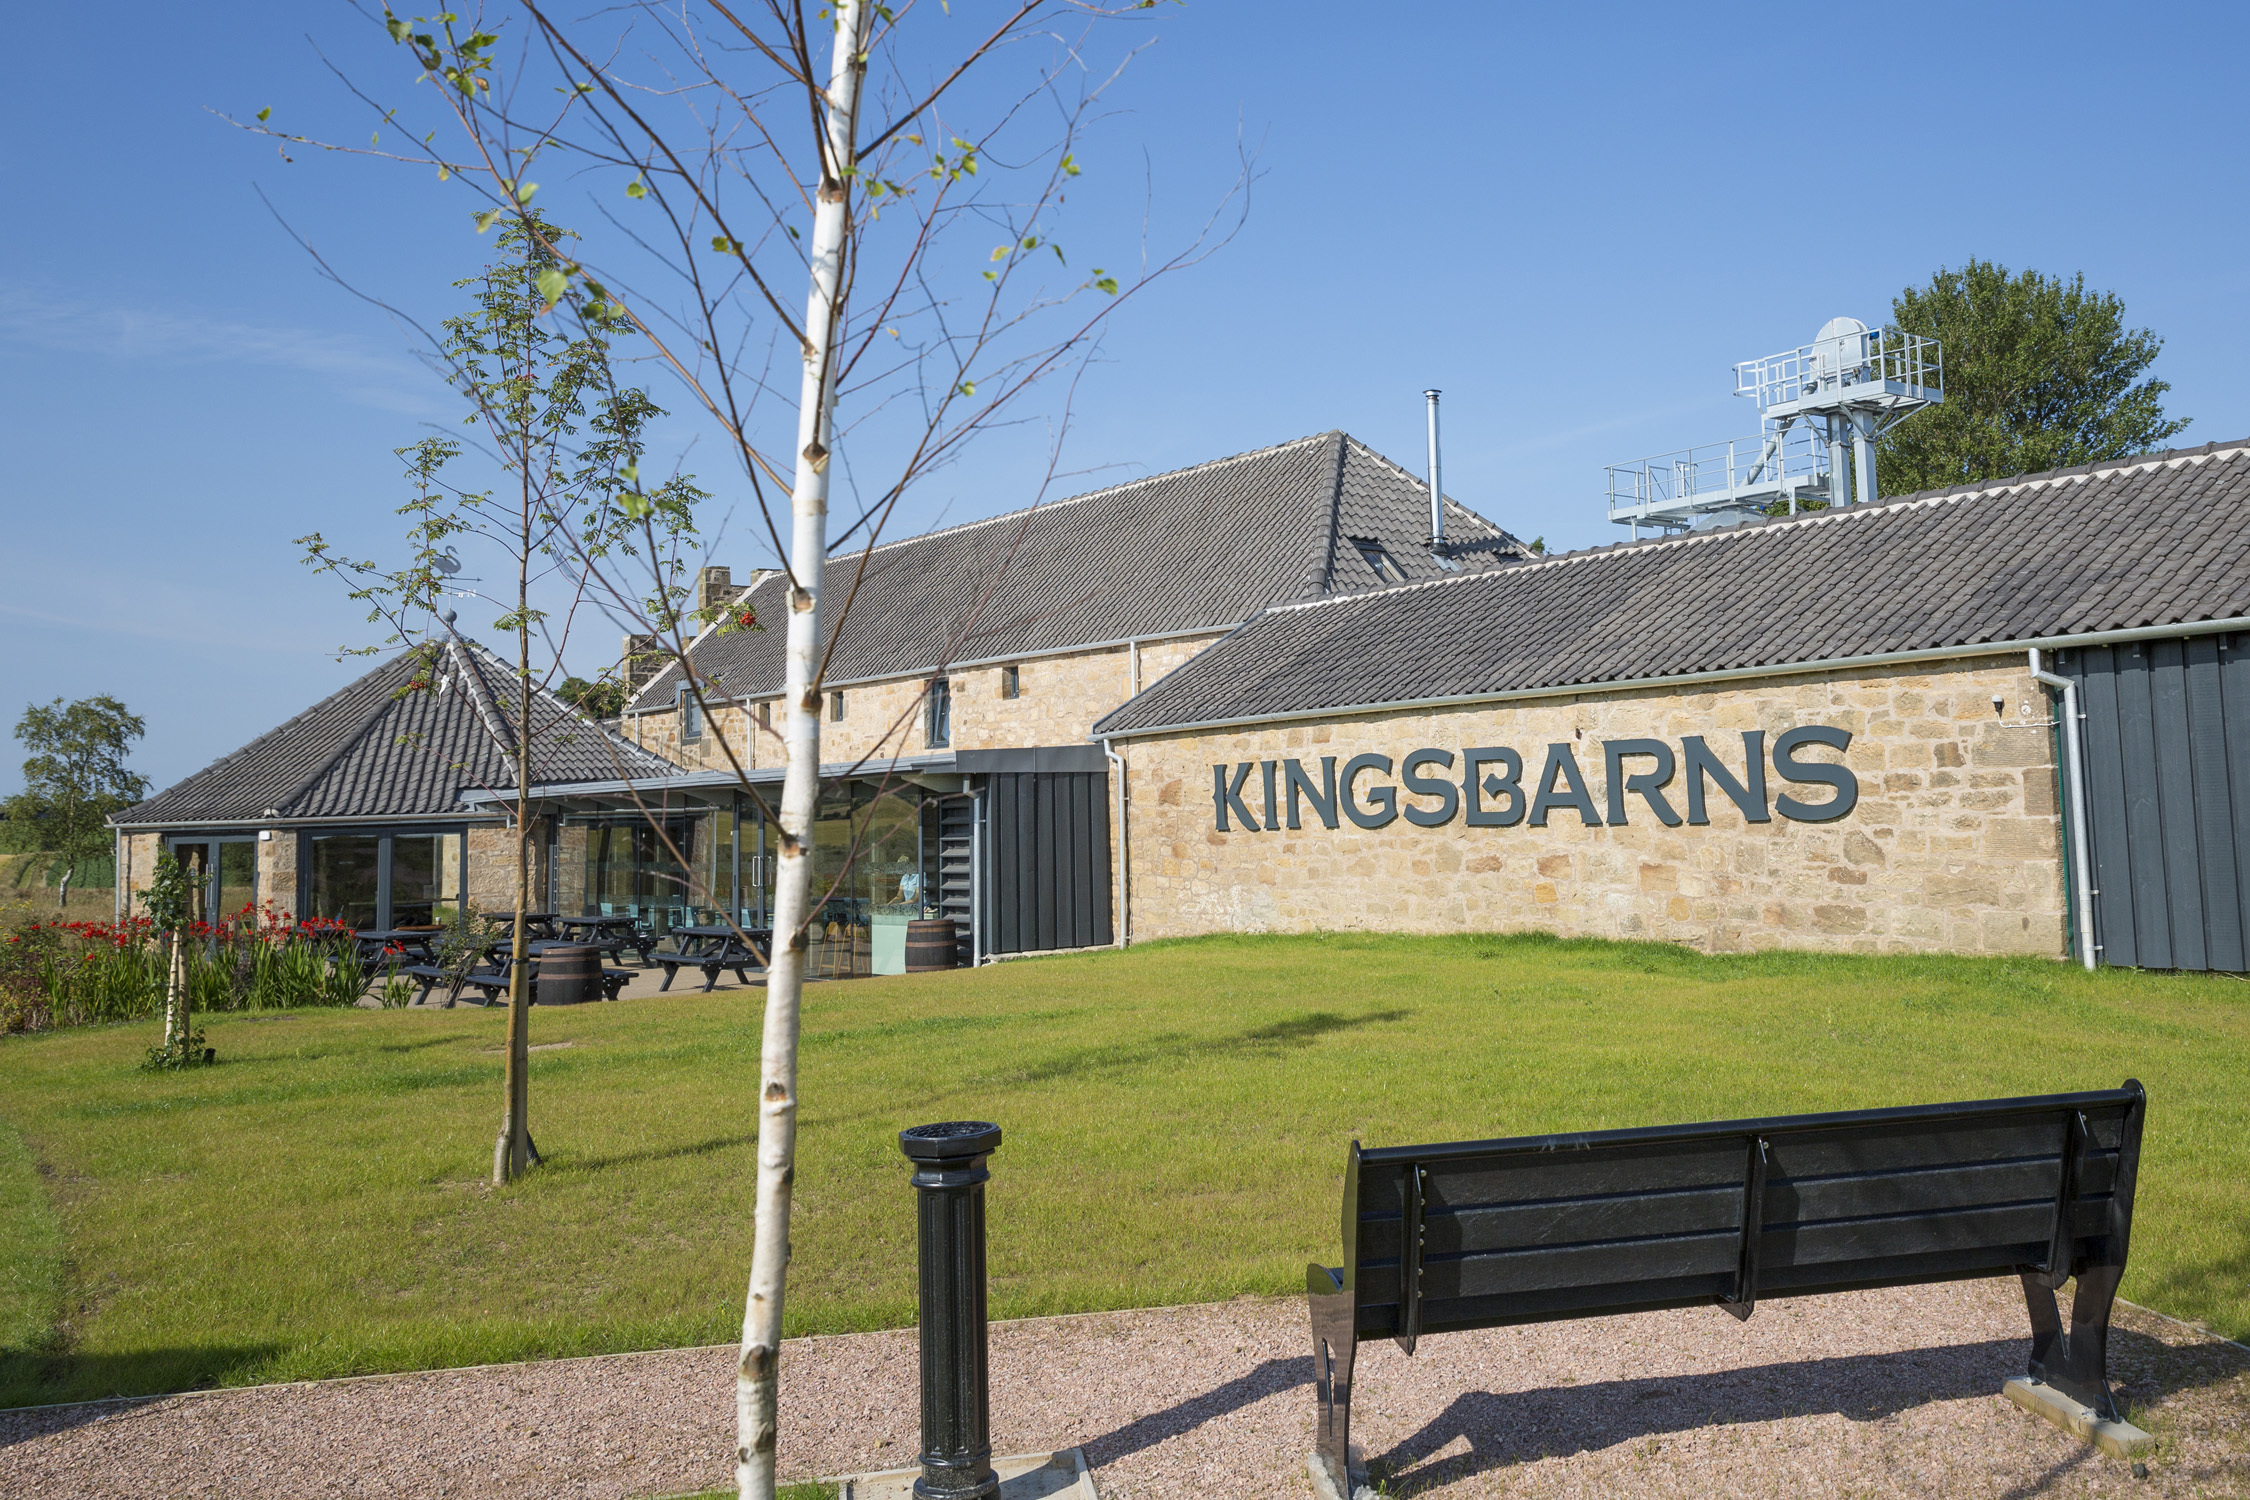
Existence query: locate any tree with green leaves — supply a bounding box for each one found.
[556,676,625,720]
[302,209,703,1185]
[1879,259,2190,495]
[3,696,148,910]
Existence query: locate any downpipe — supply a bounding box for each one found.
[1103,738,1128,948]
[2030,648,2098,970]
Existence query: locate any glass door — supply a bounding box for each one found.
[164,837,258,926]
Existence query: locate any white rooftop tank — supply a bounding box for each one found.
[1605,318,1943,537]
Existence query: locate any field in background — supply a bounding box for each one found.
[0,850,117,927]
[1,931,2245,1408]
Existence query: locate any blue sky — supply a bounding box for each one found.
[5,2,2247,795]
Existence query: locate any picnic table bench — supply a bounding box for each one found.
[558,915,657,964]
[402,957,636,1007]
[1306,1081,2149,1497]
[652,924,770,992]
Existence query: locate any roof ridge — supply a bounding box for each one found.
[1254,438,2250,620]
[456,639,689,780]
[258,653,423,816]
[121,653,409,816]
[1302,430,1349,601]
[778,431,1348,572]
[1340,431,1519,543]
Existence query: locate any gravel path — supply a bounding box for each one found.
[4,1282,2244,1498]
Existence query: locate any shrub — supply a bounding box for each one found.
[0,902,374,1033]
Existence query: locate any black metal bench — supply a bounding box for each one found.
[1307,1082,2148,1495]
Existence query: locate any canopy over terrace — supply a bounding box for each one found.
[458,746,1111,973]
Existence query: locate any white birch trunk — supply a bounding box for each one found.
[736,5,867,1494]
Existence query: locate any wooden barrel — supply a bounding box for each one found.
[535,945,601,1005]
[905,919,959,971]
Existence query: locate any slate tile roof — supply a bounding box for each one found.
[118,641,685,827]
[1091,439,2250,737]
[627,431,1529,712]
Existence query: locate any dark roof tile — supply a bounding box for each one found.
[120,643,683,826]
[627,432,1528,712]
[1095,441,2250,737]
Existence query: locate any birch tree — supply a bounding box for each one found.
[242,4,1242,1490]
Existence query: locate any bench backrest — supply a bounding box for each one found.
[1340,1083,2145,1349]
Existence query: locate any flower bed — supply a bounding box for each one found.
[0,903,370,1033]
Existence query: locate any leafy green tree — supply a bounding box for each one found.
[3,696,148,909]
[1879,260,2190,495]
[302,211,702,1185]
[556,676,625,720]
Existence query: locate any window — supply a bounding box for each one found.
[758,701,772,729]
[926,677,952,749]
[681,687,704,742]
[1353,538,1409,585]
[1000,663,1021,699]
[302,828,467,929]
[830,690,846,722]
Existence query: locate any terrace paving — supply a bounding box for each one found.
[3,1281,2244,1498]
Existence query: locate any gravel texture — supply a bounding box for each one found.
[3,1281,2244,1498]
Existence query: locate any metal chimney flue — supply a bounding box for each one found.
[1424,388,1443,546]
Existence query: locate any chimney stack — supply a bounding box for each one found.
[696,565,734,617]
[1424,389,1444,547]
[621,633,664,700]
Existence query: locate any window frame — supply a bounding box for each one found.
[680,684,704,742]
[1353,538,1409,585]
[926,676,952,749]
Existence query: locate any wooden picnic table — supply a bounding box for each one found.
[557,915,655,963]
[653,924,772,992]
[354,929,440,963]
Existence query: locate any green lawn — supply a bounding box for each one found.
[2,932,2246,1408]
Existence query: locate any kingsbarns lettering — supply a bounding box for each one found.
[1210,728,1858,833]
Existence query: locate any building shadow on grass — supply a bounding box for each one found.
[0,1345,284,1443]
[981,1008,1417,1090]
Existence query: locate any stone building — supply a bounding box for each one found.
[116,431,2250,975]
[1092,439,2250,970]
[558,430,1531,967]
[110,637,681,929]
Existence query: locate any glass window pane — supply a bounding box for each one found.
[310,835,382,929]
[391,835,442,928]
[217,842,257,923]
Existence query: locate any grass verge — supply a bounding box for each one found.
[1,931,2245,1407]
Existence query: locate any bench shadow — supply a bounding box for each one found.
[1368,1324,2236,1492]
[0,1345,286,1442]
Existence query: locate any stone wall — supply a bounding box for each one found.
[114,829,301,919]
[623,633,1227,766]
[117,831,161,918]
[465,823,553,916]
[1116,654,2069,958]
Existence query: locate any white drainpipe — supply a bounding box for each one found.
[2029,647,2097,970]
[1103,737,1129,948]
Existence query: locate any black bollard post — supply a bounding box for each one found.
[899,1120,1003,1500]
